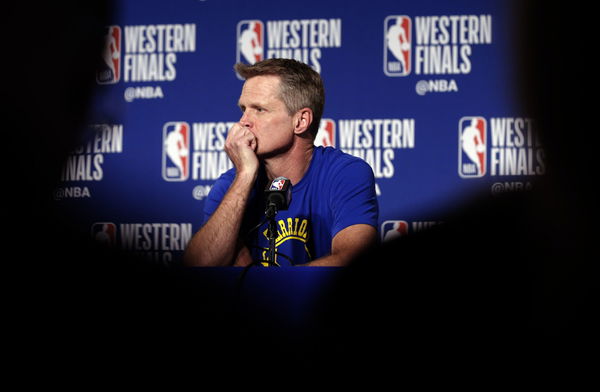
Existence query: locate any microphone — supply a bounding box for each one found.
[264,176,292,218]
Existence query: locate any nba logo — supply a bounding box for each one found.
[97,25,121,84]
[163,122,190,181]
[237,20,264,68]
[381,220,409,242]
[91,222,117,247]
[270,179,285,190]
[459,116,487,178]
[384,16,411,76]
[315,118,335,147]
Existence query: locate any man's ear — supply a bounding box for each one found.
[293,108,313,135]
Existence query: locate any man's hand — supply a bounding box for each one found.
[225,122,259,179]
[183,122,259,267]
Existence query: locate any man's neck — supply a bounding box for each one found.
[262,141,314,186]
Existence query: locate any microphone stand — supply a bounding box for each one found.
[265,202,280,267]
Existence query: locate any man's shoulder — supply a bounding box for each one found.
[315,146,365,165]
[314,146,373,173]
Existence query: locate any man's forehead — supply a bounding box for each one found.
[239,75,282,104]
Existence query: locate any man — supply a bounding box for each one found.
[183,58,378,267]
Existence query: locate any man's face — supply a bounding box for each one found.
[237,75,295,158]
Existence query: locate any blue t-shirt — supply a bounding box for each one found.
[203,146,378,266]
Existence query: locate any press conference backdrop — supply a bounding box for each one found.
[54,0,541,265]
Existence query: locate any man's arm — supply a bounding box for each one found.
[183,123,258,267]
[300,224,378,266]
[301,155,379,267]
[183,172,255,267]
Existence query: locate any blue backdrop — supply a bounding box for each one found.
[53,0,541,265]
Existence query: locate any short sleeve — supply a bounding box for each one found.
[202,169,235,225]
[329,159,379,238]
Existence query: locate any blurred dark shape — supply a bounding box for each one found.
[3,0,593,374]
[514,0,593,339]
[313,1,594,364]
[3,3,232,371]
[4,4,110,257]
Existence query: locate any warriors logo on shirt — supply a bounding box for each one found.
[258,217,311,266]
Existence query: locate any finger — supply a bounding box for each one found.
[230,122,244,136]
[248,133,257,151]
[242,129,257,150]
[228,122,246,136]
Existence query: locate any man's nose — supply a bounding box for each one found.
[239,112,252,128]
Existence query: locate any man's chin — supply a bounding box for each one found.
[256,145,291,160]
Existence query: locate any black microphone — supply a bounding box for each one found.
[264,176,292,218]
